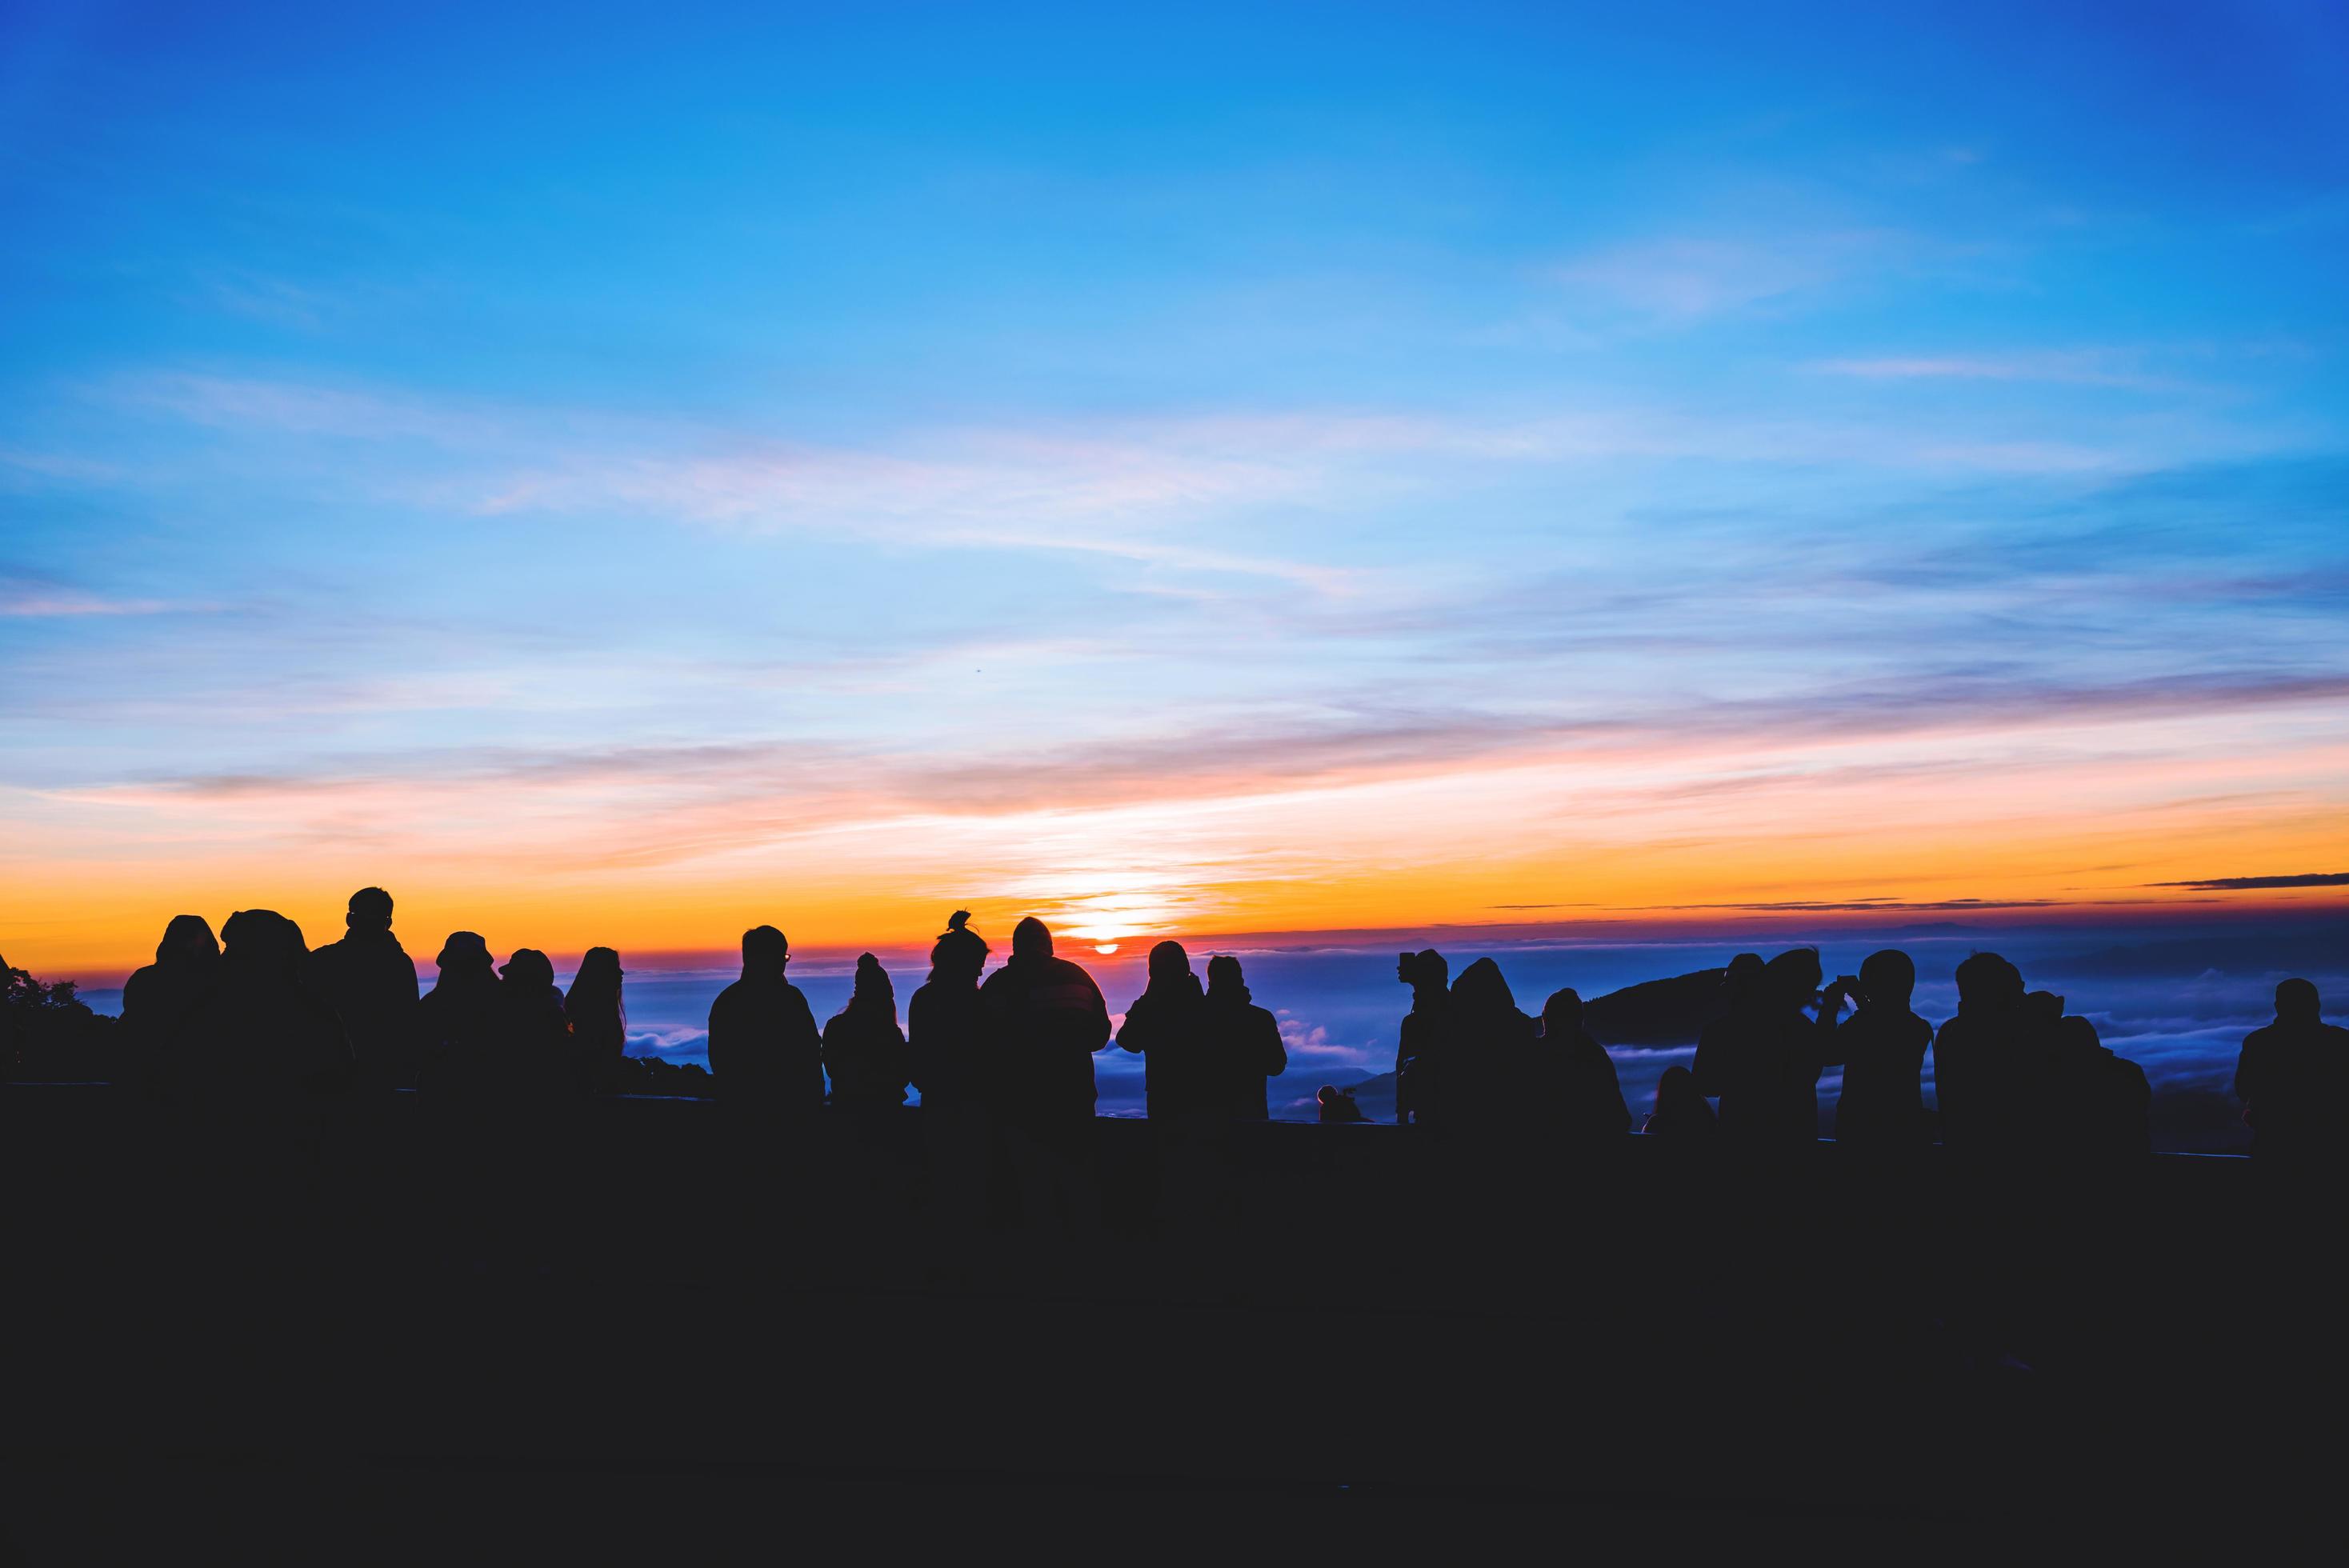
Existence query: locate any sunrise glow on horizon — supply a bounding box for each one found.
[6,2,2348,976]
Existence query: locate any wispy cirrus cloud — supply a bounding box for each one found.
[1810,350,2191,392]
[0,588,208,618]
[2147,872,2349,890]
[1552,230,1911,322]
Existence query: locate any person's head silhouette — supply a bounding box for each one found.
[1451,957,1516,1014]
[572,946,623,998]
[1207,954,1247,999]
[436,931,493,981]
[1012,917,1053,962]
[851,952,894,1018]
[2026,989,2067,1026]
[158,914,220,969]
[2275,978,2321,1023]
[1399,949,1448,996]
[1858,949,1915,1009]
[929,910,989,984]
[1766,948,1822,1010]
[1147,939,1191,988]
[1723,952,1765,1007]
[1543,987,1584,1038]
[1954,952,2025,1012]
[346,886,393,935]
[501,949,555,994]
[222,909,304,981]
[741,925,788,978]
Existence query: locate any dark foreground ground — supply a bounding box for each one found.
[3,1086,2338,1559]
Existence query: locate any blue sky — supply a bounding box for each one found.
[2,0,2346,970]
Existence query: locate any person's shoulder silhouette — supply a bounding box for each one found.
[1118,939,1207,1118]
[201,909,350,1097]
[908,910,990,1111]
[1203,954,1286,1119]
[310,886,421,1093]
[1542,987,1631,1139]
[823,952,909,1110]
[564,946,626,1097]
[1644,1064,1716,1138]
[1830,948,1933,1149]
[497,947,570,1102]
[120,914,220,1099]
[708,925,822,1112]
[1393,948,1448,1125]
[2235,979,2348,1170]
[977,917,1110,1126]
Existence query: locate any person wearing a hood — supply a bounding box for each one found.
[825,953,910,1111]
[197,909,350,1101]
[310,886,420,1095]
[119,914,221,1100]
[1203,955,1286,1120]
[1540,988,1631,1142]
[978,917,1111,1228]
[1393,950,1449,1125]
[1692,954,1770,1143]
[1827,949,1933,1152]
[2049,1013,2151,1162]
[707,925,824,1118]
[418,932,502,1106]
[978,917,1112,1129]
[1439,957,1534,1126]
[1644,1065,1717,1139]
[1117,940,1209,1120]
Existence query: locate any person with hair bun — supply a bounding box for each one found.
[910,911,996,1245]
[910,911,991,1112]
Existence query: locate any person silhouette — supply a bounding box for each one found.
[978,917,1111,1229]
[1540,988,1631,1142]
[1935,952,2044,1160]
[1439,958,1535,1126]
[908,911,991,1113]
[1692,953,1770,1142]
[1393,950,1449,1125]
[310,886,420,1095]
[1203,955,1287,1119]
[2048,1013,2151,1162]
[1762,947,1837,1146]
[1317,1084,1367,1123]
[497,948,570,1103]
[1643,1064,1716,1138]
[706,926,824,1117]
[1118,940,1209,1120]
[418,932,501,1106]
[909,911,995,1244]
[119,914,221,1101]
[198,910,350,1101]
[1827,949,1933,1151]
[563,947,626,1097]
[2235,979,2348,1175]
[824,954,910,1111]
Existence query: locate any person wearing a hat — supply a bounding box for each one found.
[418,931,501,1105]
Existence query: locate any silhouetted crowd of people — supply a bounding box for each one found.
[29,888,2339,1182]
